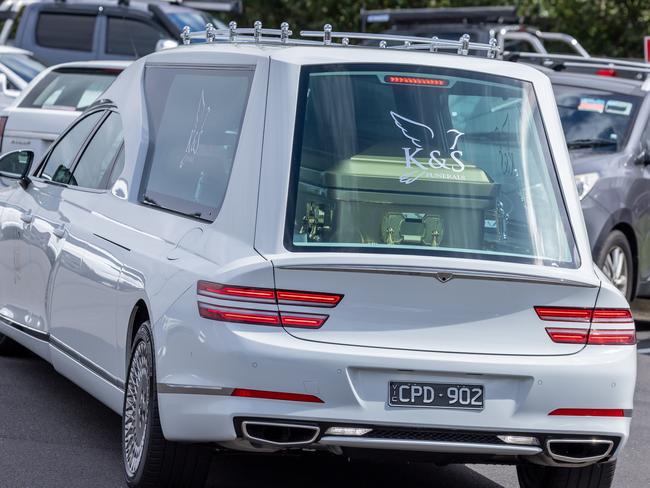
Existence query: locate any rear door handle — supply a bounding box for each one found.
[20,212,33,224]
[52,225,66,239]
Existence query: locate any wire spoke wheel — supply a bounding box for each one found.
[124,340,151,478]
[601,245,629,297]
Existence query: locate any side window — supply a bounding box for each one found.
[36,13,95,52]
[70,112,124,189]
[40,111,103,184]
[142,67,253,220]
[106,18,165,57]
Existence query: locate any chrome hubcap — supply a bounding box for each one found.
[601,245,629,296]
[124,341,150,477]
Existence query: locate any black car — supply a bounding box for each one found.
[543,68,650,300]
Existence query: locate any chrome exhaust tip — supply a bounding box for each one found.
[546,439,614,464]
[241,421,320,447]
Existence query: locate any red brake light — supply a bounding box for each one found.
[595,68,617,77]
[198,281,275,301]
[545,328,588,344]
[535,307,592,322]
[198,303,280,325]
[549,408,625,417]
[384,75,449,87]
[231,388,324,403]
[280,313,328,328]
[591,308,633,323]
[587,329,636,345]
[276,290,342,306]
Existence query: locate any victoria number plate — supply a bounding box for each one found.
[388,381,484,409]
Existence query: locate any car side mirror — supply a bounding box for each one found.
[0,149,34,188]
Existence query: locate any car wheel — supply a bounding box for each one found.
[123,322,211,488]
[597,230,633,301]
[0,333,24,355]
[517,461,616,488]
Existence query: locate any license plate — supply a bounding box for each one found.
[388,381,484,410]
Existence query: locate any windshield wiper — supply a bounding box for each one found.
[567,138,617,149]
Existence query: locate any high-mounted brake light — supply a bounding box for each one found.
[231,388,324,403]
[595,68,617,77]
[384,75,449,87]
[549,408,625,417]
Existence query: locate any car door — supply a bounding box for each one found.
[48,109,127,380]
[14,110,104,338]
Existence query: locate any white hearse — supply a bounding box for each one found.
[0,22,636,488]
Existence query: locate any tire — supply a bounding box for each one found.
[0,333,24,356]
[123,322,212,488]
[517,461,616,488]
[596,230,634,301]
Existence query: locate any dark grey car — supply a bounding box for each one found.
[546,70,650,300]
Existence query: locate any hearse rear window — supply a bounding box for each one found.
[141,66,253,221]
[286,64,578,268]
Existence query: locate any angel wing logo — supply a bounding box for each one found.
[389,111,466,184]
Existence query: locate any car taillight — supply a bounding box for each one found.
[197,281,341,328]
[537,306,635,345]
[595,68,617,77]
[0,116,8,152]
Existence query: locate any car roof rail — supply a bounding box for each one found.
[180,21,502,59]
[506,52,650,77]
[496,27,589,58]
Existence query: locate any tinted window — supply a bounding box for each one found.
[40,111,103,183]
[36,13,95,52]
[0,53,45,82]
[142,67,253,221]
[71,112,123,189]
[287,65,578,268]
[554,84,640,151]
[20,69,119,111]
[106,18,165,57]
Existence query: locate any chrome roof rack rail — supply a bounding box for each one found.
[179,21,502,59]
[507,52,650,71]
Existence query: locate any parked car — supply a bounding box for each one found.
[508,55,650,301]
[0,45,45,108]
[0,60,129,162]
[0,24,635,488]
[9,0,236,65]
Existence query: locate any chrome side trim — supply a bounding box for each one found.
[242,421,320,447]
[546,439,614,464]
[157,383,234,396]
[318,436,543,455]
[50,336,125,390]
[277,264,597,288]
[0,314,49,341]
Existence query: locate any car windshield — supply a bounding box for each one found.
[0,53,46,82]
[553,84,639,152]
[19,68,120,111]
[287,64,578,268]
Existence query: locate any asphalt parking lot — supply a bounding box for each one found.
[0,330,648,488]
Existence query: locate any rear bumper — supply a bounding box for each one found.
[155,318,636,461]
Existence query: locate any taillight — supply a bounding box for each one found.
[276,290,342,306]
[595,68,617,77]
[537,306,635,345]
[0,116,7,152]
[197,281,341,328]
